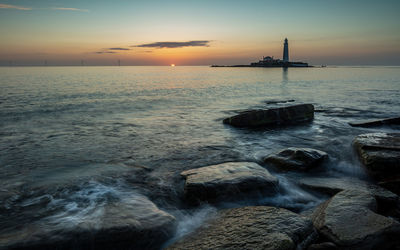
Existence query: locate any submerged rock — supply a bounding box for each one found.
[168,206,317,250]
[223,104,314,128]
[264,147,328,171]
[311,190,400,249]
[349,117,400,127]
[0,194,176,250]
[265,99,295,104]
[297,177,398,206]
[353,133,400,179]
[181,162,278,203]
[307,242,337,250]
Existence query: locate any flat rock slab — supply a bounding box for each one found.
[0,195,176,250]
[312,190,400,249]
[297,177,398,206]
[168,206,316,250]
[349,117,400,127]
[264,147,328,171]
[181,162,278,203]
[223,104,314,128]
[353,133,400,180]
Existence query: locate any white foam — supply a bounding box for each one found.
[260,176,323,210]
[163,205,218,246]
[43,180,137,228]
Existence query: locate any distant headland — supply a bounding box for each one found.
[211,38,311,68]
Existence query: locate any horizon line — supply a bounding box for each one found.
[1,64,400,67]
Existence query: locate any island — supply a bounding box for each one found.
[211,38,311,67]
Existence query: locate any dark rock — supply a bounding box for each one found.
[0,195,176,250]
[353,133,400,180]
[354,133,400,197]
[379,177,400,195]
[297,177,398,206]
[264,147,328,171]
[181,162,278,203]
[223,104,314,128]
[349,117,400,127]
[308,242,337,250]
[168,206,317,250]
[311,190,400,249]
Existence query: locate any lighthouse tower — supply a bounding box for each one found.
[283,38,289,62]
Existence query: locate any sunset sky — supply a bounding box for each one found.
[1,0,399,66]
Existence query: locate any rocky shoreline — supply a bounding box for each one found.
[169,104,400,250]
[1,103,400,250]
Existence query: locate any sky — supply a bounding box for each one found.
[1,0,399,66]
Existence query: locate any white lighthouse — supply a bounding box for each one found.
[283,38,289,62]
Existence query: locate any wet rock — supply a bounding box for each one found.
[0,195,176,250]
[353,133,400,180]
[168,206,317,250]
[264,147,328,171]
[297,177,398,206]
[311,190,400,249]
[307,242,337,250]
[349,117,400,127]
[223,104,314,128]
[181,162,278,203]
[379,177,400,195]
[353,133,400,196]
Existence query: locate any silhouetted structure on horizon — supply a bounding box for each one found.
[212,38,310,68]
[283,38,289,62]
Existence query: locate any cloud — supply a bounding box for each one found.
[95,51,117,54]
[108,48,130,51]
[0,5,89,12]
[0,4,32,10]
[134,40,210,48]
[52,7,89,12]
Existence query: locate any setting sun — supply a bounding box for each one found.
[171,64,175,67]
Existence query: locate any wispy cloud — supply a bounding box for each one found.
[0,4,89,12]
[134,40,211,48]
[108,47,130,51]
[52,7,89,12]
[0,4,32,10]
[95,51,117,54]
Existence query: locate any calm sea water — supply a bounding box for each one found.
[1,66,400,240]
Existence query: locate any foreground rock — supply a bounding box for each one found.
[353,133,400,194]
[353,133,400,179]
[0,194,176,250]
[349,117,400,127]
[223,104,314,128]
[297,177,398,206]
[181,162,278,203]
[311,190,400,249]
[168,206,316,250]
[264,147,328,171]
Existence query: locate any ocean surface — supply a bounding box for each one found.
[1,66,400,244]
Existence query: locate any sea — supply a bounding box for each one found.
[1,66,400,244]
